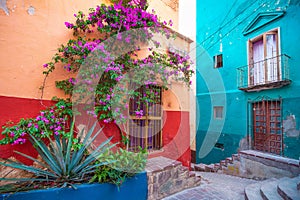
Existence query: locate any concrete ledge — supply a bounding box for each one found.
[239,150,300,179]
[145,156,181,174]
[240,150,299,167]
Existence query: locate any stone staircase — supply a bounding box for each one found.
[244,175,300,200]
[192,153,241,176]
[192,150,300,180]
[146,156,201,200]
[191,151,300,199]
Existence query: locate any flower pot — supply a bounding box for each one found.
[0,172,147,200]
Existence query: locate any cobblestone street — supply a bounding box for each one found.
[163,172,258,200]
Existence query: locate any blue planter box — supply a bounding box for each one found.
[0,172,147,200]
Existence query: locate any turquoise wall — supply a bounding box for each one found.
[196,0,300,163]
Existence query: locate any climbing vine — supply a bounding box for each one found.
[1,1,193,145]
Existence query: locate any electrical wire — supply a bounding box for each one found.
[190,0,273,57]
[197,0,260,47]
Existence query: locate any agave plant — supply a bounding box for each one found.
[0,119,116,187]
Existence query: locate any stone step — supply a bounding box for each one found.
[277,176,300,200]
[178,165,189,172]
[189,171,196,177]
[260,178,282,200]
[245,181,264,200]
[220,160,226,167]
[212,164,219,172]
[245,178,277,200]
[232,153,240,161]
[192,153,242,174]
[194,163,206,172]
[214,163,221,171]
[178,168,189,179]
[295,175,300,190]
[190,163,196,171]
[146,156,203,200]
[205,164,216,172]
[225,157,233,164]
[194,176,201,185]
[186,176,200,188]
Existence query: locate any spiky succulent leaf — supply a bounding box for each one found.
[0,120,115,184]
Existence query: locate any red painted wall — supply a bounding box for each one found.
[0,96,54,164]
[149,111,191,168]
[0,96,191,168]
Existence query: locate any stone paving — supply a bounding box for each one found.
[162,172,259,200]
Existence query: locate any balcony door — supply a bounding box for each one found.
[249,29,280,85]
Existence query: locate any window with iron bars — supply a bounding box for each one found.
[128,85,163,152]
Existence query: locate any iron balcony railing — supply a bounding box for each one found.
[237,54,291,91]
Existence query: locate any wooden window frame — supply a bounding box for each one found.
[214,54,223,68]
[248,28,280,86]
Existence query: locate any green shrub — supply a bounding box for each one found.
[90,147,147,186]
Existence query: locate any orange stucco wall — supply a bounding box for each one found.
[0,0,178,100]
[0,0,112,100]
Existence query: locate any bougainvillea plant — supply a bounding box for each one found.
[0,98,72,145]
[0,1,194,145]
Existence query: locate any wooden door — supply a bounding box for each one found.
[253,100,283,155]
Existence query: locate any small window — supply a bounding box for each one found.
[214,106,223,119]
[214,54,223,68]
[214,143,224,150]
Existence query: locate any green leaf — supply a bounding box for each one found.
[29,135,62,175]
[13,151,48,170]
[0,161,56,178]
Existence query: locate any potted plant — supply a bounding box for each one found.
[0,119,148,200]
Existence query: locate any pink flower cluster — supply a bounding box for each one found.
[12,138,26,145]
[64,3,167,36]
[135,110,144,118]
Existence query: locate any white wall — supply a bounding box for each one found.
[179,0,196,40]
[179,0,196,152]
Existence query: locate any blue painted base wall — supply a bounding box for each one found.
[0,172,148,200]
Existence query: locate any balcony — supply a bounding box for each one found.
[237,54,291,92]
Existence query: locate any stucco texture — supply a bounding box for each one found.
[0,0,179,100]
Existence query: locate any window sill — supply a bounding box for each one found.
[148,148,164,155]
